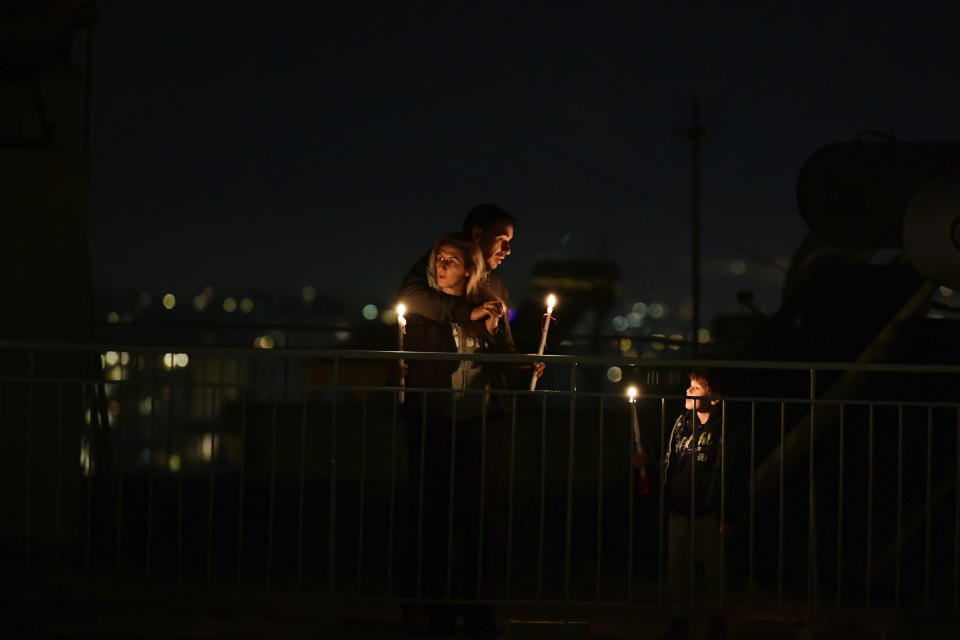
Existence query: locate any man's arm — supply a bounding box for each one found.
[398,253,474,324]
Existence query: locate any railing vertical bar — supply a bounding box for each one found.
[329,355,339,595]
[357,391,368,595]
[506,394,517,599]
[175,371,183,588]
[24,348,34,588]
[236,387,247,586]
[895,404,903,608]
[476,394,488,597]
[955,406,960,611]
[595,395,604,602]
[564,364,577,602]
[115,467,123,585]
[537,393,547,599]
[837,404,844,606]
[446,393,457,599]
[808,369,816,611]
[689,390,696,606]
[867,404,874,608]
[206,387,217,590]
[147,362,157,584]
[720,400,727,604]
[658,397,666,605]
[297,386,307,593]
[627,394,635,603]
[267,402,278,591]
[416,392,427,599]
[55,383,64,589]
[85,383,93,581]
[748,400,755,599]
[925,405,932,607]
[386,391,398,598]
[778,401,784,607]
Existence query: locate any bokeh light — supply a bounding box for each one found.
[669,333,684,351]
[253,335,275,349]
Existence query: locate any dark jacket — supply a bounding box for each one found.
[403,312,487,390]
[663,410,724,517]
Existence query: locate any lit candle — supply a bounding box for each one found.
[529,293,556,391]
[397,303,406,404]
[627,385,641,450]
[627,385,649,484]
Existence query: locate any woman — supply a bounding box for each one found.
[400,232,506,633]
[403,232,504,400]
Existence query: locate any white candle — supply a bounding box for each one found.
[529,293,556,391]
[396,303,406,403]
[627,386,646,477]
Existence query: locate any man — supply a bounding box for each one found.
[661,368,728,640]
[396,204,531,637]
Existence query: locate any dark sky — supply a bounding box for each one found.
[88,2,960,327]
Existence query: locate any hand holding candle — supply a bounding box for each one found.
[397,303,407,404]
[529,293,556,391]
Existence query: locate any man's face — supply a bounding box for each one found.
[475,222,514,270]
[685,377,716,412]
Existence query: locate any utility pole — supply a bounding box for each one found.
[674,97,706,357]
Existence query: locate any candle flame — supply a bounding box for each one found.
[396,303,406,317]
[627,386,639,402]
[546,293,556,309]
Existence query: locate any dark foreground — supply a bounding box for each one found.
[2,592,957,639]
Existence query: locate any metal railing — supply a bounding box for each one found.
[1,340,959,612]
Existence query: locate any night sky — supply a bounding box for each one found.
[88,2,960,327]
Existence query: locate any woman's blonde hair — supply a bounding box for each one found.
[428,233,486,299]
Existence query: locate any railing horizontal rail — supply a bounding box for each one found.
[3,377,957,409]
[3,340,960,374]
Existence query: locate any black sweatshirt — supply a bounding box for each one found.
[664,410,724,517]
